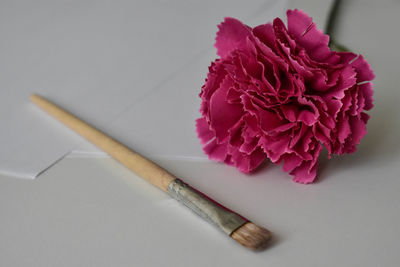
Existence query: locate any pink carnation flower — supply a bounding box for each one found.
[196,10,375,183]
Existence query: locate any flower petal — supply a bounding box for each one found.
[195,118,214,144]
[351,55,375,82]
[286,9,331,61]
[203,139,228,163]
[197,11,374,184]
[215,17,252,58]
[209,77,243,141]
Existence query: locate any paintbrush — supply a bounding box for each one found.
[31,94,271,250]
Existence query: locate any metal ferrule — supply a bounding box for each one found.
[167,178,247,236]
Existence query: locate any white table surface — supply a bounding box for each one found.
[0,0,288,178]
[1,0,400,266]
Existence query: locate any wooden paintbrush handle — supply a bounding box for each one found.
[30,94,176,191]
[31,94,272,250]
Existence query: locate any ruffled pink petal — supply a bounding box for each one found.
[348,115,367,147]
[359,82,374,110]
[258,109,284,132]
[289,123,307,148]
[209,77,243,141]
[291,160,318,184]
[326,65,357,99]
[195,118,214,144]
[215,17,252,58]
[325,98,343,119]
[286,9,313,39]
[286,9,331,61]
[252,23,276,50]
[240,138,258,155]
[229,147,266,173]
[290,142,322,183]
[261,135,291,163]
[281,104,298,122]
[282,153,303,172]
[203,139,228,162]
[298,110,318,126]
[337,117,351,143]
[199,60,226,116]
[350,55,375,82]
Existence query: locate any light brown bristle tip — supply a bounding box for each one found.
[230,222,272,250]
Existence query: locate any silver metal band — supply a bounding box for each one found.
[167,178,247,235]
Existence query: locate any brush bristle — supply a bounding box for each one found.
[230,222,271,250]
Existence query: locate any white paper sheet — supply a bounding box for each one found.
[0,0,289,178]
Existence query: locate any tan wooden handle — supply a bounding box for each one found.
[31,94,176,192]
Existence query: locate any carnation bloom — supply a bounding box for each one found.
[196,10,374,183]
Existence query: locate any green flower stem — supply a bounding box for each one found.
[325,0,349,52]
